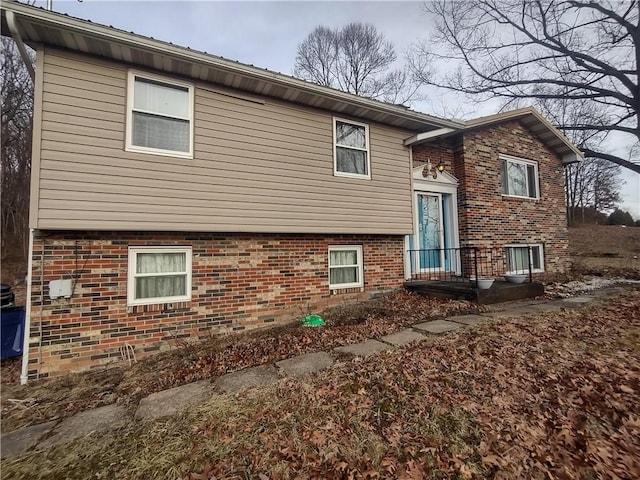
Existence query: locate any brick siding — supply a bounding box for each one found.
[27,232,404,378]
[412,120,570,274]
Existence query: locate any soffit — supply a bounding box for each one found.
[1,1,464,133]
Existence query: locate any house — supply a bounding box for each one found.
[404,108,581,299]
[1,2,582,381]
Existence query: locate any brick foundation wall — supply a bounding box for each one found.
[27,232,404,378]
[412,120,570,274]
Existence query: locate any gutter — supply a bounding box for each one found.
[20,229,35,384]
[5,10,35,81]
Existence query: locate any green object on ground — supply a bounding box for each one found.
[301,314,325,327]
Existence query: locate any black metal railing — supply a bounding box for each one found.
[407,247,479,286]
[407,246,534,286]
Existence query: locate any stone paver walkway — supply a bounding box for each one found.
[380,329,425,346]
[2,290,607,459]
[276,352,334,377]
[214,365,280,394]
[413,319,463,333]
[136,381,211,421]
[334,339,389,357]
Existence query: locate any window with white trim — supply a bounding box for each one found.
[333,118,370,178]
[328,245,364,289]
[126,71,194,158]
[505,244,544,274]
[501,155,539,199]
[128,246,192,305]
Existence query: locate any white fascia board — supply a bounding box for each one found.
[404,128,456,146]
[562,152,583,164]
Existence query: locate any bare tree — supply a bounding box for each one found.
[295,23,422,105]
[565,158,621,224]
[521,96,623,223]
[410,0,640,174]
[1,37,34,257]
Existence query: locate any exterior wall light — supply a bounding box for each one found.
[422,159,446,179]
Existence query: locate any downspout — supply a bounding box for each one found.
[6,11,35,82]
[9,10,36,384]
[20,229,35,384]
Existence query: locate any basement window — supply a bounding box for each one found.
[328,245,364,289]
[505,244,544,274]
[128,246,192,305]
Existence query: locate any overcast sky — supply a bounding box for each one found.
[34,0,639,217]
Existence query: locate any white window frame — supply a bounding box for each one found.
[333,117,371,180]
[127,246,193,306]
[501,154,540,199]
[505,243,544,274]
[328,245,364,289]
[126,70,194,158]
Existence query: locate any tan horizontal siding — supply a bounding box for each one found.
[36,47,414,234]
[36,218,408,234]
[39,178,408,206]
[41,162,408,198]
[40,185,408,211]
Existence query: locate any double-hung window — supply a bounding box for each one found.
[328,245,364,289]
[501,155,539,199]
[334,118,370,178]
[126,71,194,158]
[128,246,192,305]
[505,244,544,274]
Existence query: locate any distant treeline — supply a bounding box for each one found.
[569,207,638,227]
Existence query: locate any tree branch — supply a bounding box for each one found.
[582,148,640,174]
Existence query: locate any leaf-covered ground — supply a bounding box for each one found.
[1,292,479,432]
[3,288,639,480]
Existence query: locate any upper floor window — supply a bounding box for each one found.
[501,155,539,199]
[126,71,194,158]
[334,118,370,179]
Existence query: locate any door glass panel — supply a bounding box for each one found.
[418,194,442,269]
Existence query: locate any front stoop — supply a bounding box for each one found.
[404,280,545,304]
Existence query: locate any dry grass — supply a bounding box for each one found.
[3,288,639,480]
[1,292,480,432]
[569,225,640,277]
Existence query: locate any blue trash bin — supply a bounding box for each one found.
[1,306,25,359]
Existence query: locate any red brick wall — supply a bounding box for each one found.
[27,232,404,378]
[412,120,569,274]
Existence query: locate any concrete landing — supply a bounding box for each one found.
[276,352,334,377]
[334,339,389,357]
[135,381,211,421]
[413,319,463,333]
[214,365,280,393]
[380,329,425,346]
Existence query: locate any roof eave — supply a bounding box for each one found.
[1,0,464,132]
[464,107,584,160]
